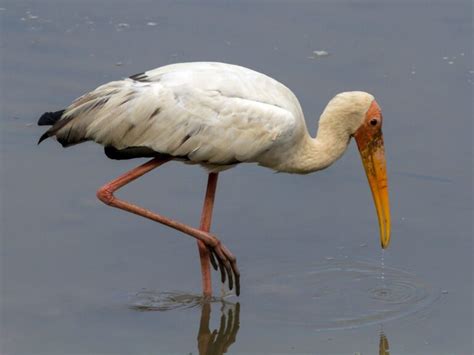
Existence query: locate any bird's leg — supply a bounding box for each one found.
[197,172,219,299]
[96,157,240,295]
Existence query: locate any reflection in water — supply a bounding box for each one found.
[379,329,390,355]
[197,302,240,355]
[128,290,240,354]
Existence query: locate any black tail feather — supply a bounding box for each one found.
[38,131,51,145]
[37,109,66,145]
[38,110,65,126]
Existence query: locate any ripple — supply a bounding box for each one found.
[129,290,232,312]
[248,260,440,330]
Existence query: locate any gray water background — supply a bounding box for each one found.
[1,0,472,354]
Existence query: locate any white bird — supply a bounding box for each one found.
[38,62,391,297]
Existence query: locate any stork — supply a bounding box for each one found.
[38,62,391,297]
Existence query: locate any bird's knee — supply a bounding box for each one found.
[96,186,114,205]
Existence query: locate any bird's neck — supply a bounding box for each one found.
[279,111,351,174]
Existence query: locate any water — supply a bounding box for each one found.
[129,291,234,311]
[381,249,385,281]
[1,1,472,354]
[125,259,439,330]
[379,328,390,355]
[245,260,440,331]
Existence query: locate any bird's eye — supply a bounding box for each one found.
[370,118,378,126]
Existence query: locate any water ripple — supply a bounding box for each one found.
[249,260,440,330]
[129,291,233,312]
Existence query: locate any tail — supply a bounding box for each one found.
[38,110,65,126]
[37,110,67,144]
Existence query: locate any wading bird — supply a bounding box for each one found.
[38,62,391,297]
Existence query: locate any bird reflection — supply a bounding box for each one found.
[379,329,390,355]
[196,301,240,355]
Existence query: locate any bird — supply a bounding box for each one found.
[37,61,391,298]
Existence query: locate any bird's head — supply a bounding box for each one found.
[323,91,391,248]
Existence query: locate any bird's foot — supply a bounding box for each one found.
[207,239,240,296]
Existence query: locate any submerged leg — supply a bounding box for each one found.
[198,173,219,298]
[96,157,240,295]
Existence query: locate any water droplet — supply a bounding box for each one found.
[380,249,385,281]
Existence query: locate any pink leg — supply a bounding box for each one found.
[197,173,219,298]
[96,157,240,295]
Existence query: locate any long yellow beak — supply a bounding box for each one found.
[354,101,391,249]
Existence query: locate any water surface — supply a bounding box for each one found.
[1,1,472,354]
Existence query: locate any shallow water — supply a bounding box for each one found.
[1,0,472,354]
[246,260,440,331]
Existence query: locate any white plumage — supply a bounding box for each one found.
[40,62,378,175]
[49,62,310,171]
[38,61,391,296]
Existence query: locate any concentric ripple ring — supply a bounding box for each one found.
[248,259,440,330]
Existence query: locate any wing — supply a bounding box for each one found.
[48,62,306,165]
